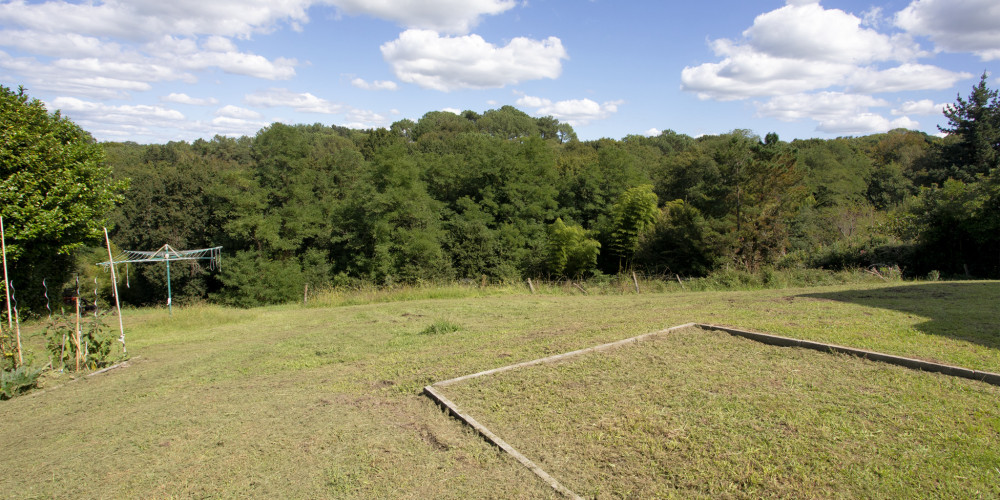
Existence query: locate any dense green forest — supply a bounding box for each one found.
[5,76,1000,309]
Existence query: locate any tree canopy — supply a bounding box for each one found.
[3,78,993,308]
[0,85,125,306]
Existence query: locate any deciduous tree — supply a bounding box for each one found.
[0,85,125,307]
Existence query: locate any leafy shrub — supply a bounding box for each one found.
[807,235,913,272]
[546,218,601,278]
[636,199,719,276]
[607,185,660,262]
[45,314,118,371]
[1,365,42,399]
[213,251,305,308]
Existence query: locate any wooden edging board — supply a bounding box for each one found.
[25,357,138,399]
[701,324,1000,387]
[423,323,1000,498]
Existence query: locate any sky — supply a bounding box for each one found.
[0,0,998,144]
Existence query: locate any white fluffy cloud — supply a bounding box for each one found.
[47,96,188,138]
[815,114,920,135]
[896,0,1000,61]
[0,0,530,98]
[515,95,622,126]
[681,0,977,135]
[210,115,270,134]
[245,88,346,114]
[756,92,919,134]
[216,105,262,119]
[848,63,970,93]
[681,43,853,101]
[0,30,120,58]
[756,92,888,121]
[0,1,313,41]
[243,88,389,129]
[332,0,516,34]
[892,99,947,116]
[162,93,218,106]
[50,96,184,120]
[0,1,306,104]
[351,78,399,91]
[743,2,921,64]
[381,29,567,91]
[0,0,518,39]
[680,2,951,100]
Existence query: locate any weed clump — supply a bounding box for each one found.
[420,320,461,335]
[0,364,42,400]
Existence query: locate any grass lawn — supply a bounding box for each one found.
[438,326,1000,498]
[1,280,998,497]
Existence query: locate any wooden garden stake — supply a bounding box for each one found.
[1,216,11,331]
[527,278,536,294]
[1,216,21,366]
[104,228,126,354]
[73,297,82,371]
[12,291,22,367]
[631,271,640,294]
[303,283,309,305]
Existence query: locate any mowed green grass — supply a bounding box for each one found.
[439,326,1000,498]
[1,281,998,498]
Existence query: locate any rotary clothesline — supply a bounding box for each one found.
[99,244,222,315]
[107,244,223,267]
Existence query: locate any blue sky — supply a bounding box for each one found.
[1,0,997,143]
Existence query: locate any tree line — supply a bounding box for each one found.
[3,74,1000,308]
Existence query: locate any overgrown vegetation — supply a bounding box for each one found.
[43,312,119,372]
[0,364,42,400]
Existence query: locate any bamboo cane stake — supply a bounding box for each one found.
[74,297,82,371]
[104,228,126,354]
[10,283,22,367]
[13,307,21,366]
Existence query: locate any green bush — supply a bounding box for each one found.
[636,200,719,276]
[807,235,913,272]
[546,218,601,278]
[1,364,42,399]
[213,251,305,308]
[45,314,118,371]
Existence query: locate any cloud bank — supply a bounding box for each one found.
[681,0,977,135]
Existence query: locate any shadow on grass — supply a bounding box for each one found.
[800,281,1000,350]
